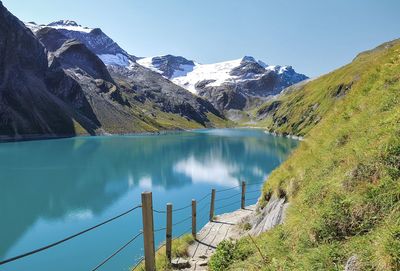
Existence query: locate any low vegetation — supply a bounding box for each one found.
[132,234,194,271]
[210,39,400,270]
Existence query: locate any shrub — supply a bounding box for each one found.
[209,239,253,271]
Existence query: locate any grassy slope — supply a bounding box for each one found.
[210,40,400,270]
[132,234,194,271]
[74,96,231,136]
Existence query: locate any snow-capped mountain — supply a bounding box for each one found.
[138,55,308,110]
[26,20,136,67]
[26,20,307,112]
[138,55,307,95]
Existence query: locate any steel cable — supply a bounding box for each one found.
[246,189,261,195]
[172,203,192,212]
[215,185,241,193]
[91,231,143,271]
[197,201,210,213]
[153,209,166,214]
[0,205,142,266]
[197,192,211,203]
[215,191,241,202]
[154,227,167,233]
[131,256,144,270]
[172,215,192,227]
[215,200,239,211]
[133,227,192,270]
[247,181,264,186]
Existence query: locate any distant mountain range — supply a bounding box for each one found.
[0,1,308,141]
[28,20,307,112]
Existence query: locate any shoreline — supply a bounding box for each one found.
[238,126,305,141]
[0,126,277,144]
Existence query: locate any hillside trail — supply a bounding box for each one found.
[172,205,257,271]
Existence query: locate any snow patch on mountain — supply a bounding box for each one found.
[171,64,194,78]
[47,20,93,33]
[137,57,164,74]
[172,58,243,93]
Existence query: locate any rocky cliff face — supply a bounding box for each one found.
[248,196,288,236]
[0,2,77,141]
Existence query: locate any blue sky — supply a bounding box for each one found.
[3,0,400,77]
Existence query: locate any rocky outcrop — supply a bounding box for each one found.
[197,84,248,112]
[248,196,288,236]
[344,255,360,271]
[142,54,195,78]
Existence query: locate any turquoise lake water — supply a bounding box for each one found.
[0,129,298,271]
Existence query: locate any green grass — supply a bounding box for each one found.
[208,238,254,271]
[209,39,400,270]
[132,234,194,271]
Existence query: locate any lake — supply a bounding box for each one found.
[0,129,298,271]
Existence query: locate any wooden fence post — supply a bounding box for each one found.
[241,181,246,209]
[141,192,156,271]
[166,203,172,262]
[209,189,216,221]
[192,199,196,238]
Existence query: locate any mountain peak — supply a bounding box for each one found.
[241,56,257,63]
[48,20,79,27]
[46,20,93,33]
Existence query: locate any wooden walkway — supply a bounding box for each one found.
[179,205,256,270]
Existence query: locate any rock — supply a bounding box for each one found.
[249,196,288,236]
[144,54,195,78]
[344,255,360,271]
[171,258,191,269]
[198,260,208,266]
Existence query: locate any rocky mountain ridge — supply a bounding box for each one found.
[138,55,308,111]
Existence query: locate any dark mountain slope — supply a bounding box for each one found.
[109,64,224,126]
[0,2,76,141]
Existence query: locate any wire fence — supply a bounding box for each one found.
[0,204,142,266]
[91,231,143,271]
[0,181,264,270]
